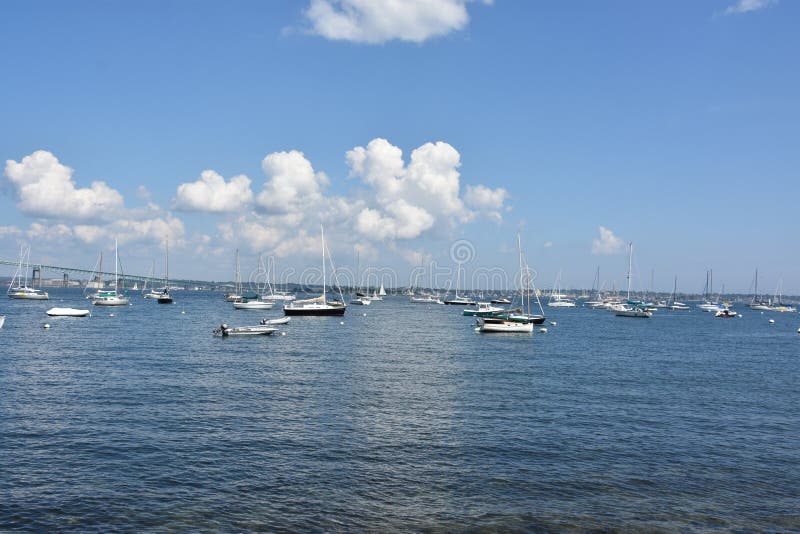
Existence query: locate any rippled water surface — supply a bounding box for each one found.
[1,289,799,531]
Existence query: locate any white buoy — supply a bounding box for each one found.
[109,313,115,317]
[769,319,775,324]
[280,331,286,336]
[363,313,367,317]
[181,311,186,314]
[539,327,548,333]
[549,321,557,326]
[43,323,50,329]
[796,327,800,334]
[339,321,344,325]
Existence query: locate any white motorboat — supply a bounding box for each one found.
[478,317,534,333]
[463,302,505,316]
[715,308,738,318]
[46,307,90,317]
[212,323,277,336]
[349,296,371,305]
[234,299,274,310]
[410,294,443,304]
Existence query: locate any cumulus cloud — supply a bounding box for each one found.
[591,226,625,255]
[74,215,185,247]
[303,0,483,44]
[346,138,507,240]
[174,170,254,212]
[723,0,777,15]
[464,184,508,222]
[256,150,329,213]
[4,150,124,221]
[26,222,73,241]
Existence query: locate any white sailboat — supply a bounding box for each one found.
[224,249,245,302]
[547,270,575,308]
[7,245,49,300]
[284,226,347,316]
[666,276,690,311]
[262,257,296,302]
[233,254,274,309]
[613,243,652,318]
[350,247,371,306]
[93,239,130,306]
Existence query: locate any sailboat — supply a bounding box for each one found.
[224,249,247,302]
[546,270,576,307]
[93,239,130,306]
[233,255,274,309]
[478,234,535,333]
[142,260,162,298]
[350,247,371,306]
[7,245,49,300]
[613,243,652,318]
[157,239,173,304]
[749,268,772,310]
[262,257,296,301]
[443,262,476,305]
[284,226,346,316]
[772,277,796,312]
[666,277,690,311]
[378,281,386,297]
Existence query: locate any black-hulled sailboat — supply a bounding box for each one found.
[284,226,346,316]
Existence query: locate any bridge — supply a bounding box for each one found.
[0,258,215,288]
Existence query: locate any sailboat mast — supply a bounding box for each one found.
[626,242,633,300]
[165,238,169,288]
[114,239,119,291]
[321,225,326,300]
[517,233,525,311]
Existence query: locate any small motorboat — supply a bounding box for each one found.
[213,323,277,337]
[490,297,512,305]
[350,296,372,306]
[260,316,291,325]
[46,307,91,317]
[715,308,738,318]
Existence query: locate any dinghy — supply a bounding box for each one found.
[212,323,277,337]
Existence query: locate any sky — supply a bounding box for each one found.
[1,0,798,294]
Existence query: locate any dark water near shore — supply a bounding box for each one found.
[1,289,799,531]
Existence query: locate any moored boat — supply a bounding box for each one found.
[46,307,90,317]
[715,308,738,318]
[283,226,347,317]
[212,323,277,336]
[478,316,534,333]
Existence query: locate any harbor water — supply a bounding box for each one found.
[1,289,798,530]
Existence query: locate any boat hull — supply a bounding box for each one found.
[284,305,346,316]
[234,301,274,310]
[46,308,90,317]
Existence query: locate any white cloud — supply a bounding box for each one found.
[464,184,508,222]
[256,150,329,213]
[174,170,254,212]
[346,138,507,240]
[591,226,625,255]
[303,0,482,44]
[0,225,21,237]
[4,150,124,221]
[724,0,777,15]
[26,222,73,241]
[74,215,185,247]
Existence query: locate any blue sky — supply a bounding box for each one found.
[1,0,798,294]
